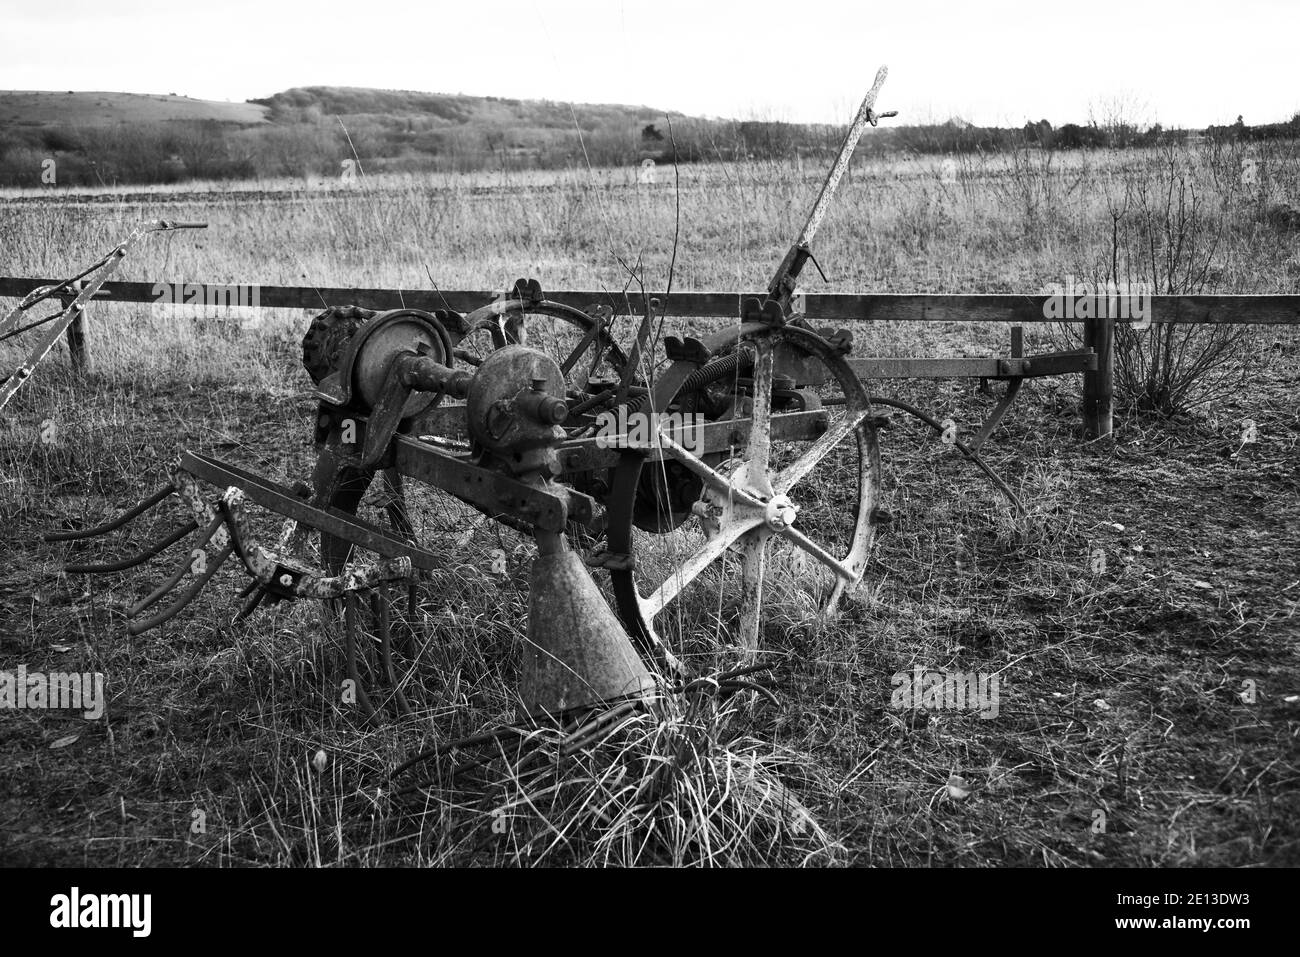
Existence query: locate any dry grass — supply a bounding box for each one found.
[1,144,1298,867]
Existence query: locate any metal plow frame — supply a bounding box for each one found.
[36,69,960,736]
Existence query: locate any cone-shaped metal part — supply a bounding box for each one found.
[523,550,656,717]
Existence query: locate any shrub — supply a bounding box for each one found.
[1107,147,1250,415]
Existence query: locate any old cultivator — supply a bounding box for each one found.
[48,70,902,725]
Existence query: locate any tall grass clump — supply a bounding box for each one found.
[393,683,836,866]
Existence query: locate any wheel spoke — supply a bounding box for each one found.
[644,514,761,617]
[774,401,870,495]
[655,432,764,508]
[737,531,769,660]
[559,320,600,376]
[558,320,613,392]
[746,339,774,494]
[777,524,858,582]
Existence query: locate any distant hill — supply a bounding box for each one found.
[2,84,1294,188]
[244,85,706,171]
[250,86,669,128]
[0,85,737,186]
[0,90,268,128]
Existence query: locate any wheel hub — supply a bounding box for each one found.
[763,494,798,532]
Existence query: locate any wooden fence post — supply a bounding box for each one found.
[1082,311,1113,440]
[60,280,91,375]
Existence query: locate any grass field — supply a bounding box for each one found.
[1,142,1298,866]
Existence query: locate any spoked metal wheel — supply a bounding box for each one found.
[453,298,643,544]
[605,324,882,669]
[456,299,633,422]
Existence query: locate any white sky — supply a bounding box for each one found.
[1,0,1296,128]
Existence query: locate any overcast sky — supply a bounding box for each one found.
[1,0,1295,128]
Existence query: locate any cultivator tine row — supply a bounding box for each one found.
[45,452,436,722]
[46,454,421,632]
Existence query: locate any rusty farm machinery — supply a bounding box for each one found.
[36,68,1036,757]
[1,220,208,411]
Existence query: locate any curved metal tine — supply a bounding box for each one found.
[373,586,414,719]
[867,395,1025,514]
[231,577,268,619]
[125,543,233,637]
[64,520,198,575]
[216,495,260,575]
[43,484,177,542]
[401,574,421,657]
[344,590,380,724]
[230,575,267,624]
[234,584,269,623]
[126,513,225,618]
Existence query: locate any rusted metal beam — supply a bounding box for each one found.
[554,409,831,474]
[847,350,1096,380]
[180,451,444,570]
[1,223,205,412]
[389,434,587,532]
[797,67,893,251]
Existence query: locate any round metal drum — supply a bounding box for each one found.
[353,312,446,419]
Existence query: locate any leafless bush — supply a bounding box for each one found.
[1105,146,1251,415]
[994,138,1059,225]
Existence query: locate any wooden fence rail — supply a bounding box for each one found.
[3,279,1300,325]
[4,279,1299,441]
